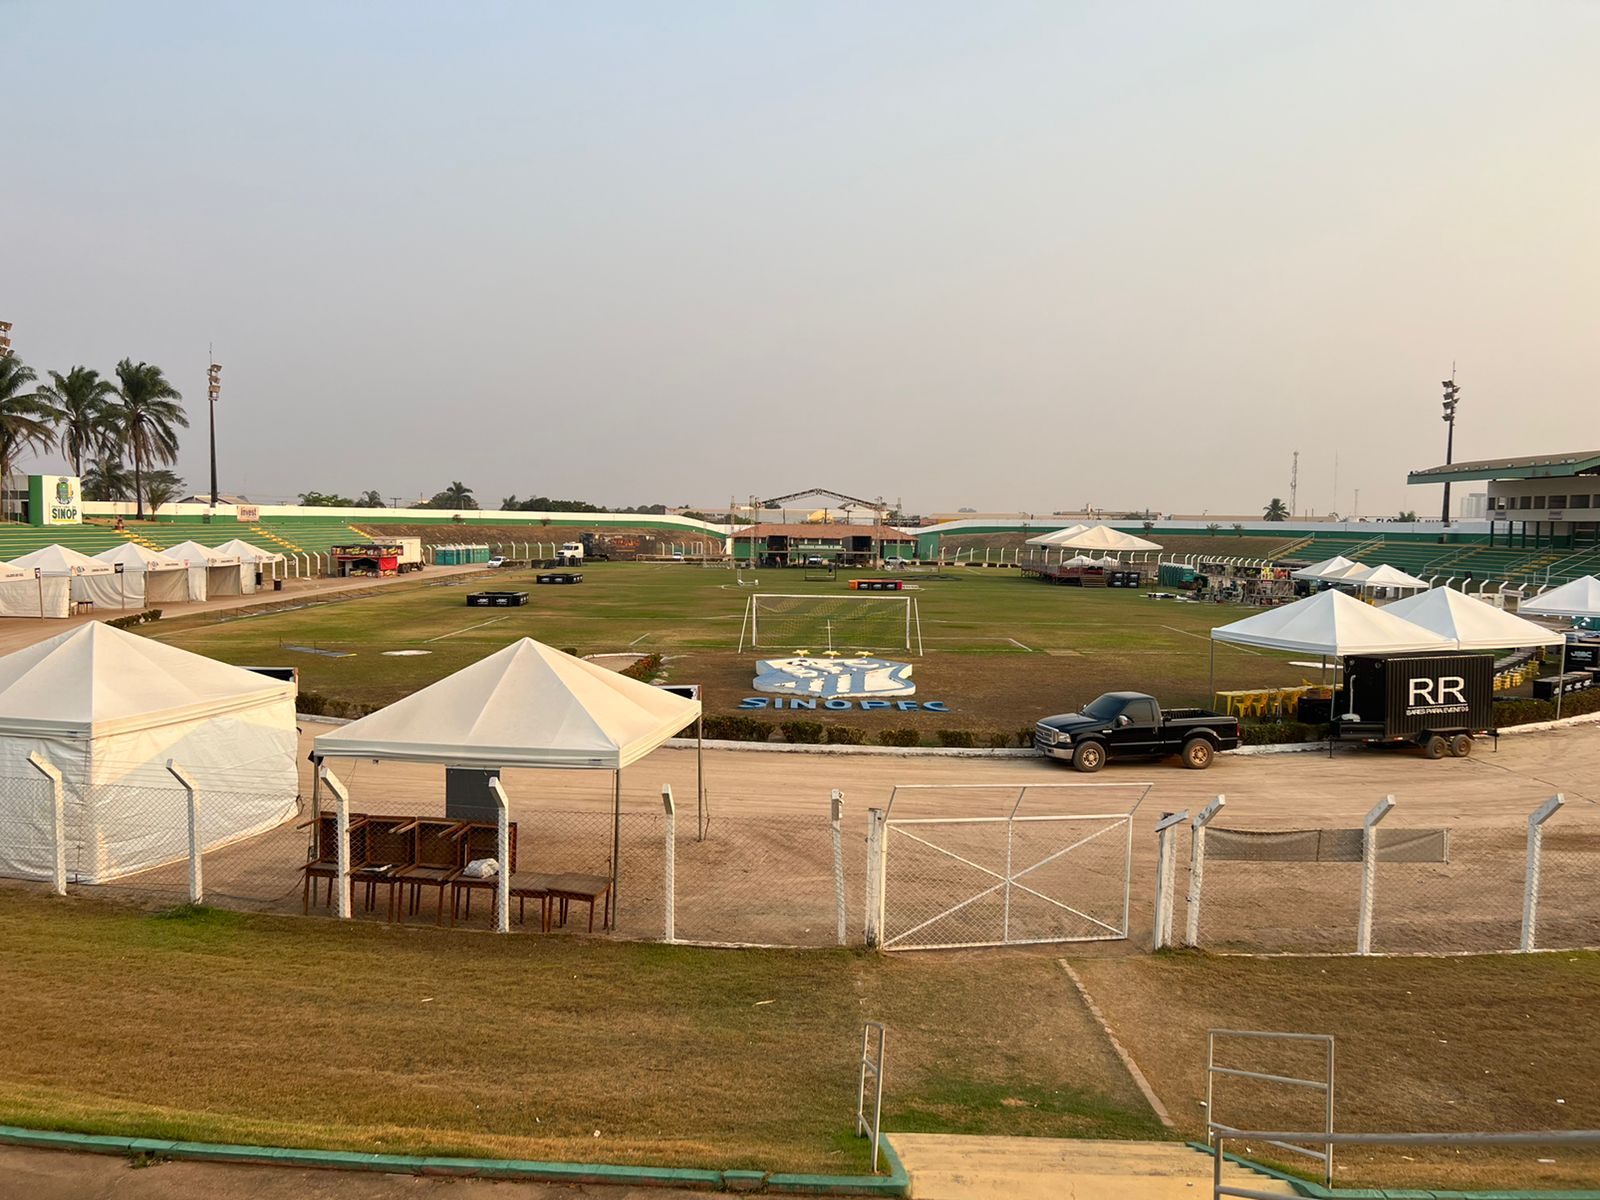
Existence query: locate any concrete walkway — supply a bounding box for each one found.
[889,1135,1294,1199]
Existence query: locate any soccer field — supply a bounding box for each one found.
[147,562,1316,738]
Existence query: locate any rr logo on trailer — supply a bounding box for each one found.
[1407,676,1467,712]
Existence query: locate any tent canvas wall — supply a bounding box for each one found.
[7,544,122,610]
[0,623,298,884]
[211,538,285,587]
[92,544,189,607]
[0,562,71,619]
[165,541,245,600]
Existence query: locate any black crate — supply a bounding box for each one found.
[536,573,583,585]
[466,591,529,607]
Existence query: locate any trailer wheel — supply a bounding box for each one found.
[1071,741,1106,773]
[1449,734,1474,758]
[1180,737,1214,770]
[1421,734,1448,760]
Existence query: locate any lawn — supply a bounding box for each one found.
[0,890,1165,1173]
[145,562,1313,738]
[1069,951,1600,1191]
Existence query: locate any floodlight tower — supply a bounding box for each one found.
[207,361,222,506]
[1440,373,1461,525]
[1290,450,1299,519]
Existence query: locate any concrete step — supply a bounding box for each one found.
[889,1135,1294,1200]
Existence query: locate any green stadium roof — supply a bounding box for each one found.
[1407,449,1600,485]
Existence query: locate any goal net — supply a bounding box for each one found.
[738,594,922,655]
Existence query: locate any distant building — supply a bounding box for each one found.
[1409,449,1600,549]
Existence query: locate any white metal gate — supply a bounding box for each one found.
[874,783,1149,951]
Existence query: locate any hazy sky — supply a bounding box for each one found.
[5,2,1597,517]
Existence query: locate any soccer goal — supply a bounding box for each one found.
[738,594,923,655]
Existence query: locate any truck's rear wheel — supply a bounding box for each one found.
[1180,737,1214,770]
[1421,734,1448,760]
[1449,734,1474,758]
[1071,741,1106,773]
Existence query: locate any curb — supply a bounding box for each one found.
[0,1124,909,1197]
[1058,962,1174,1128]
[1186,1141,1600,1199]
[662,738,1038,758]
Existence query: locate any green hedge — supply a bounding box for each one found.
[825,726,866,745]
[935,729,976,748]
[621,652,664,683]
[779,720,826,744]
[1240,721,1324,746]
[107,609,162,629]
[701,714,774,742]
[297,691,382,720]
[876,728,921,747]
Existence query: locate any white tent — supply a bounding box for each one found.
[8,544,121,611]
[1212,589,1455,656]
[313,638,702,930]
[1521,576,1600,620]
[1291,554,1358,581]
[1316,560,1371,582]
[1340,564,1431,592]
[1025,524,1088,547]
[1383,587,1563,651]
[0,622,298,884]
[212,538,286,587]
[92,543,190,608]
[1057,524,1163,553]
[164,540,245,601]
[0,560,71,619]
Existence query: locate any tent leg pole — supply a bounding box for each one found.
[1557,642,1565,720]
[611,770,621,932]
[1208,640,1215,700]
[697,716,705,843]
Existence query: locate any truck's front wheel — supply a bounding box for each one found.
[1071,741,1106,773]
[1180,737,1215,770]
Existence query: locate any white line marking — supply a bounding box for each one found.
[1007,638,1033,651]
[628,632,651,647]
[1163,624,1264,655]
[426,616,509,642]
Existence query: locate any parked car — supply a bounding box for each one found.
[1034,691,1240,771]
[486,556,508,568]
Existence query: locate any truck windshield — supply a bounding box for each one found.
[1082,695,1125,720]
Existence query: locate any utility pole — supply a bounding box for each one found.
[1290,450,1299,519]
[207,358,222,506]
[1440,370,1461,526]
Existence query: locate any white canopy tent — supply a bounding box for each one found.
[1340,564,1432,596]
[1383,586,1564,652]
[92,543,190,608]
[312,638,702,932]
[8,545,121,612]
[0,560,70,619]
[0,622,298,884]
[164,540,245,601]
[1025,524,1088,547]
[1057,524,1163,553]
[1209,588,1455,691]
[1291,554,1359,582]
[212,538,286,586]
[1520,576,1600,620]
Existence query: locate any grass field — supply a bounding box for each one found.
[0,890,1164,1173]
[146,562,1316,738]
[1071,951,1600,1191]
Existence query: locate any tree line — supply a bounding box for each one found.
[0,353,188,517]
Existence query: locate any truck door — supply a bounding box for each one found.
[1108,697,1161,756]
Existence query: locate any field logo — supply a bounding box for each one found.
[29,474,82,526]
[753,656,915,698]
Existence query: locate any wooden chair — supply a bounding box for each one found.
[298,812,342,913]
[392,819,467,924]
[507,871,564,932]
[350,816,415,917]
[548,872,613,933]
[447,821,519,925]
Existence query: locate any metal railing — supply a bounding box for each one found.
[856,1021,887,1173]
[1206,1030,1334,1187]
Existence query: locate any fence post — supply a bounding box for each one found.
[488,777,511,933]
[1153,810,1189,949]
[831,790,846,946]
[1185,795,1226,947]
[321,766,352,920]
[1356,795,1396,954]
[864,807,887,949]
[27,751,66,895]
[662,784,676,943]
[1521,794,1565,952]
[165,759,203,904]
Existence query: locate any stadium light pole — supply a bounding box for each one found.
[207,361,222,506]
[1440,374,1461,526]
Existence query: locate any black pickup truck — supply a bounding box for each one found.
[1034,691,1241,771]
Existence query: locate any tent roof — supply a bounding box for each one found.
[1058,524,1163,552]
[164,540,241,566]
[1382,587,1563,651]
[1344,564,1431,589]
[1211,589,1455,656]
[93,543,185,571]
[1520,576,1600,619]
[0,622,294,738]
[211,538,286,562]
[313,638,701,770]
[8,544,114,576]
[1025,524,1088,546]
[1291,554,1357,581]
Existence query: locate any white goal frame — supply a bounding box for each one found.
[738,593,923,655]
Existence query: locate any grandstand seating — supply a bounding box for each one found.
[1274,532,1600,590]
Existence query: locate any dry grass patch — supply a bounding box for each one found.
[0,891,1162,1173]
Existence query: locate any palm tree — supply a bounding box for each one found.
[442,480,474,507]
[0,356,58,518]
[1263,498,1290,521]
[142,469,184,514]
[82,457,133,501]
[357,489,385,507]
[112,360,187,518]
[37,366,116,475]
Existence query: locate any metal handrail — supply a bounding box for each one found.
[856,1021,887,1172]
[1206,1030,1334,1185]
